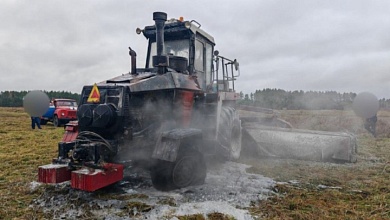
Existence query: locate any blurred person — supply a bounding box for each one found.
[31,116,42,129]
[364,114,377,137]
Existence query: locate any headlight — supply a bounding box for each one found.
[184,21,191,29]
[61,112,65,116]
[136,28,143,34]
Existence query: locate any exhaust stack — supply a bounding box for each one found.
[152,12,168,74]
[129,47,137,75]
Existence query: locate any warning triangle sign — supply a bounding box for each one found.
[87,83,100,103]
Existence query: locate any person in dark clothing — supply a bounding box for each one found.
[31,116,42,129]
[364,114,377,137]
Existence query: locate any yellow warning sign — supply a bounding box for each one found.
[87,83,100,103]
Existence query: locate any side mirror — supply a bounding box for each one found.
[214,50,220,71]
[233,59,239,71]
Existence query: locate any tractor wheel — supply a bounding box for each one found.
[230,117,242,160]
[150,160,175,191]
[40,119,47,125]
[53,115,60,127]
[172,150,206,188]
[218,107,242,160]
[150,149,206,191]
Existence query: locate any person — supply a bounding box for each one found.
[364,114,377,137]
[31,116,42,129]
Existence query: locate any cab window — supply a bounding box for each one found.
[195,40,204,72]
[205,43,212,88]
[148,39,190,68]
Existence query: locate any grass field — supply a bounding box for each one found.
[0,107,389,219]
[0,107,63,219]
[243,109,390,219]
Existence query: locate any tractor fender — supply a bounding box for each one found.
[152,128,202,162]
[62,121,79,142]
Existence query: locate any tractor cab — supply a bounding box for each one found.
[139,13,240,93]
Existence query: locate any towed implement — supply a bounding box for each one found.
[239,106,357,163]
[38,12,357,192]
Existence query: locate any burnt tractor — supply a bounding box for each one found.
[38,12,242,191]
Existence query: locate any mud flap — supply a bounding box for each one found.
[62,121,79,142]
[152,128,202,162]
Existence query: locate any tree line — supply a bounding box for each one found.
[1,89,389,110]
[0,91,80,107]
[238,88,390,110]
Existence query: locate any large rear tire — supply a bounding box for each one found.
[230,117,242,160]
[218,107,242,160]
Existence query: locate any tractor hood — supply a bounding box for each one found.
[98,70,201,92]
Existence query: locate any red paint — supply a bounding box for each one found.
[70,163,124,192]
[62,121,79,142]
[179,90,194,127]
[38,164,71,183]
[53,99,78,120]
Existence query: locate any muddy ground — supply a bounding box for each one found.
[31,159,275,219]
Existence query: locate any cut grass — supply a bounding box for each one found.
[0,107,62,219]
[243,109,390,219]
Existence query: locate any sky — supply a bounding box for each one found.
[0,0,389,98]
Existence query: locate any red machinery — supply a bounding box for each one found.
[38,12,241,191]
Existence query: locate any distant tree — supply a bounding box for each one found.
[0,90,80,107]
[250,88,364,110]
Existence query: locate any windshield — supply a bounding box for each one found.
[57,101,77,107]
[148,39,189,68]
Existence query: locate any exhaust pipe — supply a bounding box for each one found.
[152,12,168,74]
[129,47,137,75]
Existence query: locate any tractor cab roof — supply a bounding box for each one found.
[142,18,215,45]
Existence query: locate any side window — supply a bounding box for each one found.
[205,43,212,88]
[195,40,204,72]
[148,43,156,68]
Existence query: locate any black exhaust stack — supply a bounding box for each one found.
[152,12,168,74]
[129,47,137,75]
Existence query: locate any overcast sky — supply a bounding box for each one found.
[1,0,389,98]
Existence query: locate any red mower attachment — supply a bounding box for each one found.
[38,125,124,191]
[38,163,124,191]
[71,163,124,192]
[38,164,71,184]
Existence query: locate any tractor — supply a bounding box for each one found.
[38,12,242,191]
[38,12,357,192]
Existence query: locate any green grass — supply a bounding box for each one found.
[1,107,390,219]
[243,109,390,219]
[0,107,62,219]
